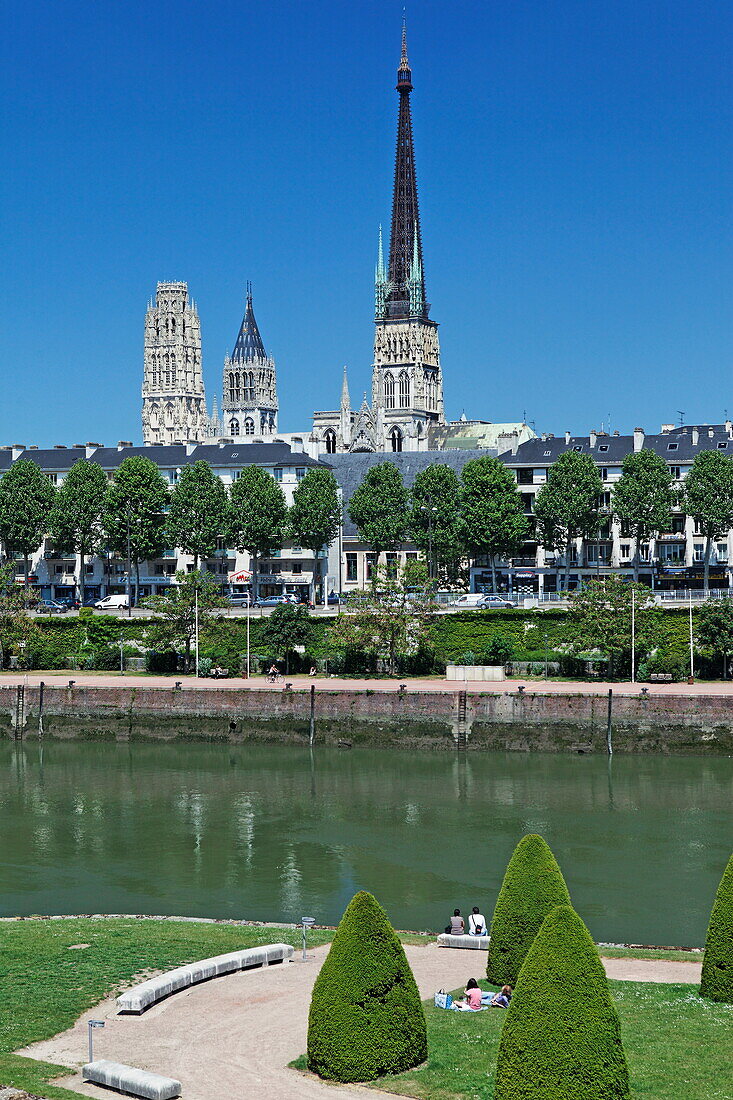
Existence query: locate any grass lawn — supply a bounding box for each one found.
[0,917,334,1099]
[371,980,733,1100]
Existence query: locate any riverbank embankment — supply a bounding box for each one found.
[2,674,733,753]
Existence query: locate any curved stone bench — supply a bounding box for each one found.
[437,933,490,950]
[117,942,294,1014]
[82,1060,181,1099]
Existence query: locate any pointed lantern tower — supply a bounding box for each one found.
[372,22,444,452]
[221,284,278,439]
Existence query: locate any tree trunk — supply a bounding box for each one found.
[185,635,191,673]
[704,535,713,594]
[135,560,141,608]
[23,552,29,608]
[252,553,259,605]
[490,553,497,594]
[563,536,572,592]
[79,544,85,606]
[633,540,640,583]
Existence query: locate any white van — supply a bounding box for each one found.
[451,593,488,608]
[94,595,130,610]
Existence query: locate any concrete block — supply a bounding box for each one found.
[437,932,490,949]
[82,1060,181,1099]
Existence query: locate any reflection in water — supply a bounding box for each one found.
[0,741,731,947]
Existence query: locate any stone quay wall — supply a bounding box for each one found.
[1,683,733,754]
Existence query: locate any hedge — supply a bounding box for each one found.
[307,890,426,1082]
[494,904,631,1100]
[487,834,571,986]
[700,851,733,1003]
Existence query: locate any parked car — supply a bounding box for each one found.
[326,592,341,605]
[255,595,289,607]
[36,599,67,614]
[450,593,487,608]
[56,596,80,610]
[477,595,514,609]
[93,594,130,610]
[227,594,252,607]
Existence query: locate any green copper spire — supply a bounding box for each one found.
[375,224,388,319]
[408,223,423,316]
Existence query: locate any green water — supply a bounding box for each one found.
[0,741,731,947]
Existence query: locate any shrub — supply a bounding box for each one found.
[482,634,515,665]
[487,834,571,986]
[494,905,631,1100]
[307,890,426,1082]
[700,851,733,1003]
[145,650,179,674]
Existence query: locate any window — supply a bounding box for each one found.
[324,429,337,454]
[365,553,377,581]
[346,553,358,582]
[85,563,94,574]
[296,467,306,479]
[384,373,395,409]
[398,371,410,408]
[292,562,302,575]
[694,543,705,563]
[272,468,283,481]
[385,552,398,577]
[390,427,403,452]
[47,473,58,485]
[601,467,608,480]
[229,418,239,436]
[599,444,609,453]
[573,445,582,452]
[667,442,678,451]
[517,469,533,485]
[620,544,630,559]
[639,543,650,562]
[717,543,729,562]
[543,450,551,456]
[244,417,255,435]
[669,466,681,480]
[718,441,728,449]
[620,520,631,537]
[599,491,611,510]
[672,516,686,534]
[291,546,302,554]
[405,551,418,561]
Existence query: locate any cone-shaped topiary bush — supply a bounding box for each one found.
[307,890,427,1082]
[494,905,631,1100]
[487,834,571,985]
[700,851,733,1003]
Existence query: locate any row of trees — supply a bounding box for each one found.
[535,447,733,590]
[0,457,342,604]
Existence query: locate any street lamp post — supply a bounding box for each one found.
[87,1019,105,1063]
[125,502,132,619]
[420,504,438,579]
[544,632,549,680]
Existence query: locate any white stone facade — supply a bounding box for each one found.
[142,283,209,445]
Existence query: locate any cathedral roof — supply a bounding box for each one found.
[231,285,267,363]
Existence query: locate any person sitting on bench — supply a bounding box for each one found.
[448,908,464,935]
[468,906,486,935]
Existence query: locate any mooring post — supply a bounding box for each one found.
[606,688,613,756]
[38,680,44,739]
[309,684,315,746]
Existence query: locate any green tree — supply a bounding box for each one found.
[494,905,631,1100]
[409,464,462,580]
[348,463,410,575]
[307,890,426,1082]
[103,456,169,607]
[682,450,733,592]
[48,459,108,605]
[696,598,733,679]
[0,459,55,602]
[568,576,659,678]
[700,851,733,1003]
[262,603,313,673]
[229,465,288,602]
[612,449,673,581]
[460,456,528,592]
[166,461,231,569]
[487,834,571,986]
[143,570,226,671]
[0,563,31,667]
[289,467,341,604]
[328,561,435,675]
[534,451,602,591]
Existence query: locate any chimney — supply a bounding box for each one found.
[633,427,644,452]
[28,445,38,450]
[54,444,67,449]
[726,420,733,437]
[85,444,99,459]
[564,431,571,445]
[613,430,620,437]
[117,441,133,451]
[692,427,699,445]
[661,423,673,434]
[708,427,714,439]
[11,445,25,460]
[589,431,597,448]
[185,443,197,456]
[290,437,304,453]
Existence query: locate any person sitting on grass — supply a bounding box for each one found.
[490,985,512,1008]
[468,906,486,935]
[454,978,482,1011]
[449,908,464,935]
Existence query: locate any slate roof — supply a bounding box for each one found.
[3,442,326,474]
[325,450,487,537]
[8,447,89,470]
[231,288,267,362]
[508,427,733,467]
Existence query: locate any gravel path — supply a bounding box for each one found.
[19,944,701,1100]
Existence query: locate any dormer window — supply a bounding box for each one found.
[667,443,678,451]
[718,441,728,449]
[543,450,551,456]
[573,446,582,452]
[598,444,609,452]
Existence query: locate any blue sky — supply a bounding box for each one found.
[1,0,731,446]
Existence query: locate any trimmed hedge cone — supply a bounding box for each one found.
[700,851,733,1003]
[487,834,571,986]
[307,890,427,1082]
[494,905,631,1100]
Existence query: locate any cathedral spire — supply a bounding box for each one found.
[341,365,351,410]
[387,18,427,319]
[232,282,267,362]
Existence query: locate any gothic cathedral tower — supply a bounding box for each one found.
[372,24,445,452]
[141,282,209,445]
[221,284,278,439]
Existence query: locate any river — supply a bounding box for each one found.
[0,741,730,946]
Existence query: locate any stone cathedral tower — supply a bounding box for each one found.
[372,23,444,452]
[141,282,209,445]
[221,284,278,439]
